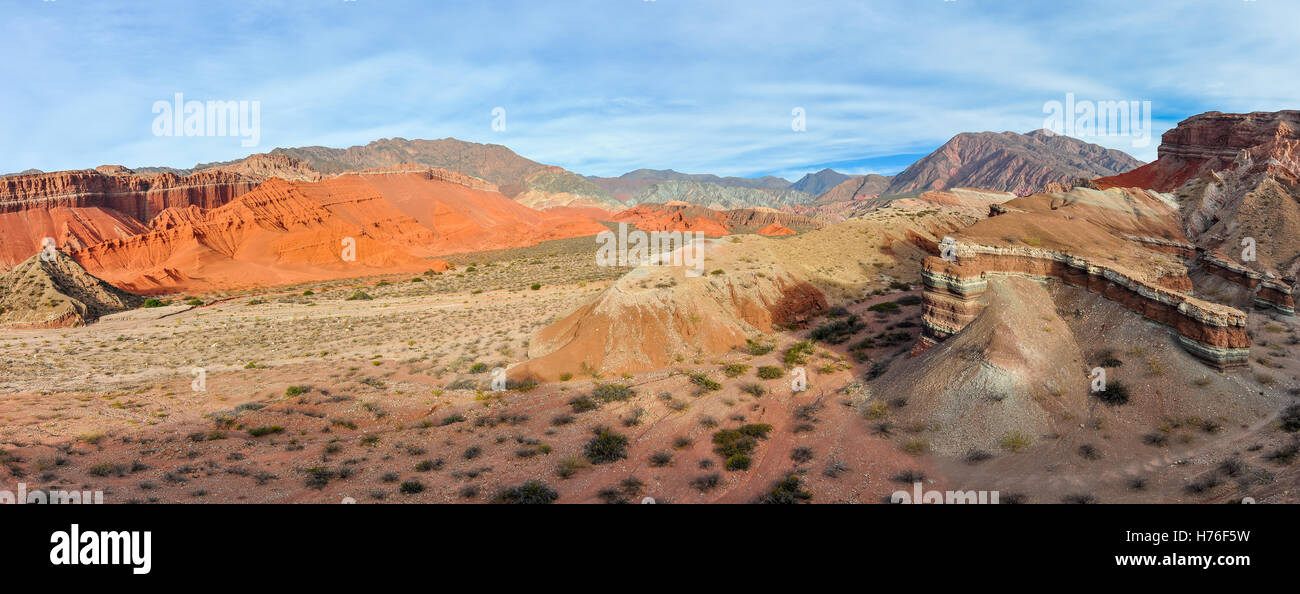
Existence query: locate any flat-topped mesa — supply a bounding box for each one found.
[918,243,1250,369]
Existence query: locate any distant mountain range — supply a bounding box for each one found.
[4,129,1145,215]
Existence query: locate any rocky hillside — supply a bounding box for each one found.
[624,180,815,210]
[885,129,1143,196]
[0,251,141,328]
[0,168,260,266]
[72,170,606,294]
[1097,111,1300,287]
[267,137,619,209]
[915,186,1251,369]
[611,202,823,236]
[587,169,792,203]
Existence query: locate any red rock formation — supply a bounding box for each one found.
[0,169,259,266]
[71,171,607,294]
[757,222,796,236]
[914,186,1251,368]
[1095,110,1300,311]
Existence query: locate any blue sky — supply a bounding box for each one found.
[2,0,1297,180]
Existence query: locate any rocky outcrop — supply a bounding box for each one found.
[885,129,1143,196]
[914,185,1251,368]
[0,169,260,267]
[918,244,1250,369]
[757,223,796,236]
[0,251,141,328]
[1095,110,1300,311]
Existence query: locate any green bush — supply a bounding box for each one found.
[757,366,784,379]
[783,341,815,366]
[400,480,426,494]
[248,426,284,437]
[142,298,168,308]
[583,428,629,464]
[492,480,559,504]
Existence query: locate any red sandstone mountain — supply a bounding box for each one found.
[885,129,1143,196]
[71,170,607,294]
[610,201,823,236]
[0,168,260,267]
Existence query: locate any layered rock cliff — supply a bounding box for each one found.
[1095,110,1300,312]
[914,186,1251,368]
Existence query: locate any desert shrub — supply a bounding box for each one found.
[345,291,373,301]
[1281,404,1300,433]
[248,426,284,437]
[895,295,923,306]
[740,383,767,396]
[756,474,812,504]
[1000,432,1032,452]
[592,383,635,403]
[284,385,309,397]
[568,395,599,413]
[142,298,168,308]
[690,473,722,492]
[756,366,784,379]
[493,480,559,504]
[583,428,629,464]
[744,339,775,356]
[723,363,751,378]
[810,315,866,344]
[783,341,815,366]
[868,301,900,314]
[790,446,814,464]
[649,451,673,467]
[689,373,722,391]
[711,424,772,470]
[439,413,466,426]
[400,480,426,494]
[554,455,590,479]
[1094,381,1131,406]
